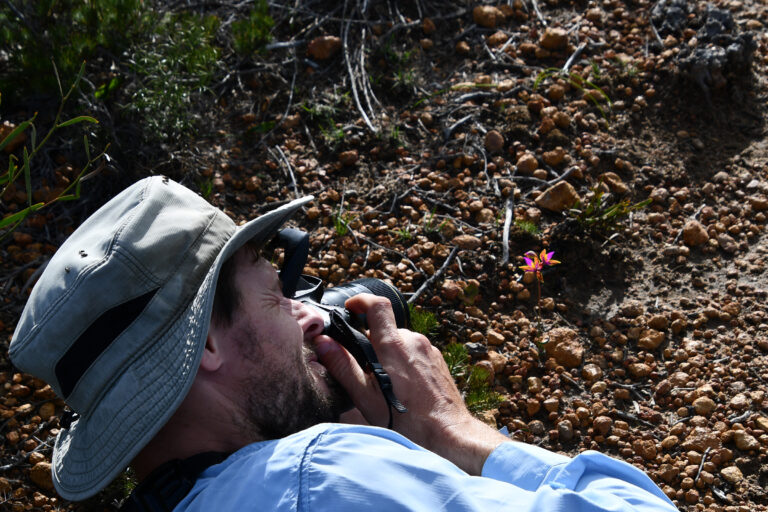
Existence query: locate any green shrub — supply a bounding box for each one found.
[408,304,439,337]
[231,0,274,57]
[0,0,153,99]
[127,11,222,141]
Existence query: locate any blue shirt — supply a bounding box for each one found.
[176,423,676,511]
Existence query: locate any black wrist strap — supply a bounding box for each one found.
[120,452,230,512]
[326,311,407,428]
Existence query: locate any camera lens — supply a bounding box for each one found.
[321,278,410,329]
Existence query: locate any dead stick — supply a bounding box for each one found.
[408,246,459,304]
[530,0,547,26]
[273,145,301,200]
[343,12,377,133]
[501,197,514,265]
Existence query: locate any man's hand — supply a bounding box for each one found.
[314,294,509,475]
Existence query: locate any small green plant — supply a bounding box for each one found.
[391,224,412,242]
[198,177,213,200]
[569,186,651,233]
[534,67,612,119]
[441,343,502,414]
[408,304,439,337]
[1,63,108,242]
[231,0,274,57]
[514,218,541,235]
[442,342,469,380]
[423,208,447,235]
[465,366,502,414]
[333,210,353,237]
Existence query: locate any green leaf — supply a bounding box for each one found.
[0,203,43,230]
[57,115,99,128]
[0,119,32,152]
[23,146,32,207]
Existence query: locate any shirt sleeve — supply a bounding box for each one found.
[482,441,678,512]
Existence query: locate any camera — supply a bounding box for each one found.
[272,228,409,417]
[273,228,410,367]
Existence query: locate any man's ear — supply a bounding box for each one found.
[200,331,224,372]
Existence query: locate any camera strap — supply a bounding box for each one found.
[327,310,407,428]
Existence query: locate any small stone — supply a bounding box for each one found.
[484,130,504,153]
[544,327,583,368]
[339,149,358,166]
[682,220,709,246]
[487,31,508,47]
[629,362,651,378]
[733,430,760,451]
[746,19,763,30]
[422,17,436,34]
[547,84,565,102]
[420,38,434,51]
[307,36,342,60]
[755,416,768,432]
[473,5,504,28]
[543,397,559,412]
[542,147,566,166]
[749,196,768,211]
[647,314,668,330]
[582,363,603,381]
[516,153,538,174]
[632,438,657,460]
[593,415,612,436]
[716,233,738,253]
[721,465,744,484]
[599,172,629,194]
[29,462,54,490]
[487,329,505,346]
[526,398,541,416]
[535,181,580,212]
[692,396,716,415]
[441,280,463,301]
[638,329,665,350]
[539,27,568,50]
[682,427,721,452]
[558,419,574,441]
[487,351,507,373]
[451,234,482,250]
[455,41,470,54]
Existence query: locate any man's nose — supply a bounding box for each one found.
[293,300,325,340]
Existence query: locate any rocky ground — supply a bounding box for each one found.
[1,0,768,510]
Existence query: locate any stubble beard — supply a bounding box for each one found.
[237,335,351,441]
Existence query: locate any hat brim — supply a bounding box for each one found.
[51,195,314,500]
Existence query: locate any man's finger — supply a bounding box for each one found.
[314,334,387,422]
[344,294,400,348]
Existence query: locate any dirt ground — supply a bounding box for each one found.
[2,0,768,510]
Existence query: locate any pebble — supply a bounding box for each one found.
[535,181,580,212]
[682,220,709,246]
[539,27,568,50]
[733,430,760,451]
[720,465,744,484]
[716,233,738,253]
[473,5,504,28]
[29,462,53,490]
[451,235,482,250]
[558,419,574,441]
[307,36,342,60]
[516,153,538,174]
[693,396,716,415]
[484,130,505,153]
[339,149,358,166]
[593,415,612,435]
[544,327,583,367]
[487,329,505,346]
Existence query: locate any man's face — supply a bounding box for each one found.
[218,247,349,441]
